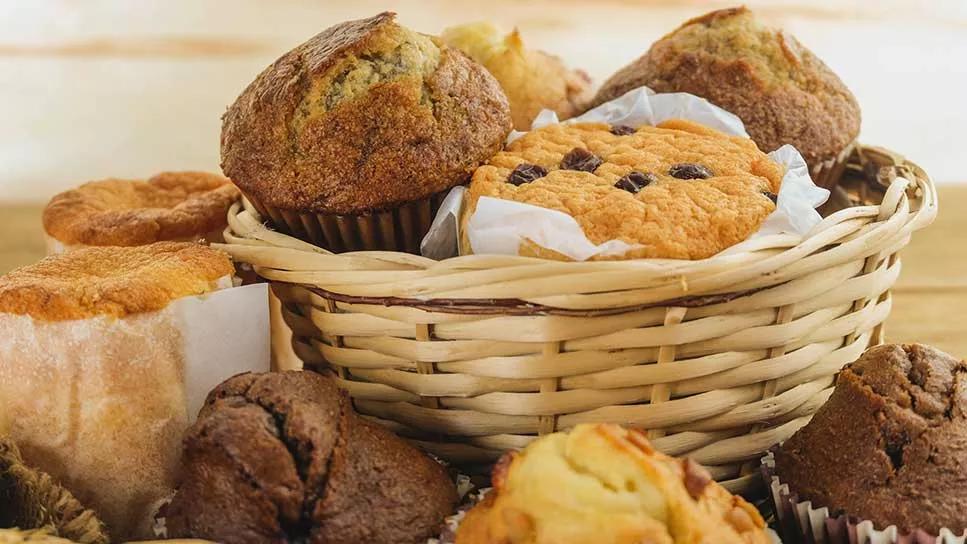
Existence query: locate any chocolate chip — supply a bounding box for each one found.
[560,148,603,173]
[763,191,778,204]
[682,458,712,500]
[507,163,547,186]
[610,124,636,136]
[614,171,657,194]
[668,163,713,180]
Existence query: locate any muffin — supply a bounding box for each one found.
[591,7,860,189]
[42,171,238,254]
[456,423,769,544]
[442,22,592,130]
[166,371,458,544]
[462,119,784,260]
[773,344,967,537]
[221,12,512,253]
[0,243,236,540]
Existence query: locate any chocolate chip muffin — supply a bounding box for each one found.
[442,22,592,130]
[591,7,860,189]
[462,119,783,260]
[165,371,458,544]
[775,344,967,534]
[221,12,512,253]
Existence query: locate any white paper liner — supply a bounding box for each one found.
[0,282,270,539]
[762,452,967,544]
[421,86,830,261]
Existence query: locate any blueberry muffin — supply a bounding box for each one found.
[462,119,784,260]
[442,22,592,130]
[591,7,859,188]
[456,424,769,544]
[42,172,238,254]
[775,344,967,535]
[221,12,512,253]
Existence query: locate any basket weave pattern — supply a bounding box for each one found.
[218,145,936,491]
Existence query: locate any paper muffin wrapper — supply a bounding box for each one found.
[244,189,450,255]
[810,140,856,191]
[761,451,967,544]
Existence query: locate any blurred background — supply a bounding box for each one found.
[0,0,964,349]
[2,0,966,200]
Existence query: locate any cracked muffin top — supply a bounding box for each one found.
[590,7,860,173]
[221,12,512,215]
[42,171,238,249]
[165,371,457,544]
[776,344,967,534]
[462,119,783,260]
[456,423,769,544]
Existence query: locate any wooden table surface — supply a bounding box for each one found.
[2,185,966,357]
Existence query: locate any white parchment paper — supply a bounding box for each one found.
[0,281,269,539]
[421,87,830,261]
[175,282,271,418]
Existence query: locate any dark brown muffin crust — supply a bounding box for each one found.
[221,12,512,215]
[590,7,860,170]
[776,344,967,534]
[165,371,458,544]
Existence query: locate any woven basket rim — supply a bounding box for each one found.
[216,144,937,312]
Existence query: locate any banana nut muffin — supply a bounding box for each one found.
[462,119,783,260]
[775,344,967,534]
[221,12,512,223]
[42,172,238,253]
[442,22,592,130]
[591,7,860,185]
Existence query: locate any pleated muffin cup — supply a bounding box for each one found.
[243,189,450,254]
[762,452,967,544]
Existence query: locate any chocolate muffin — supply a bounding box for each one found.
[165,371,458,544]
[221,12,512,253]
[775,344,967,534]
[590,7,860,189]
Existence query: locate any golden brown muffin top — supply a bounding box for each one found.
[42,171,239,246]
[0,242,234,321]
[442,22,592,130]
[463,119,783,260]
[591,7,860,169]
[221,12,512,215]
[456,423,769,544]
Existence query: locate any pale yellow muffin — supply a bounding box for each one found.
[456,424,769,544]
[463,119,784,260]
[443,22,592,130]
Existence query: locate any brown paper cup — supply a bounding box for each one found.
[243,189,450,255]
[810,141,856,191]
[762,452,966,544]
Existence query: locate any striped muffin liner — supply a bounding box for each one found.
[762,452,967,544]
[242,190,450,255]
[810,141,856,191]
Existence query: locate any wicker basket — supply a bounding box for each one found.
[217,144,936,492]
